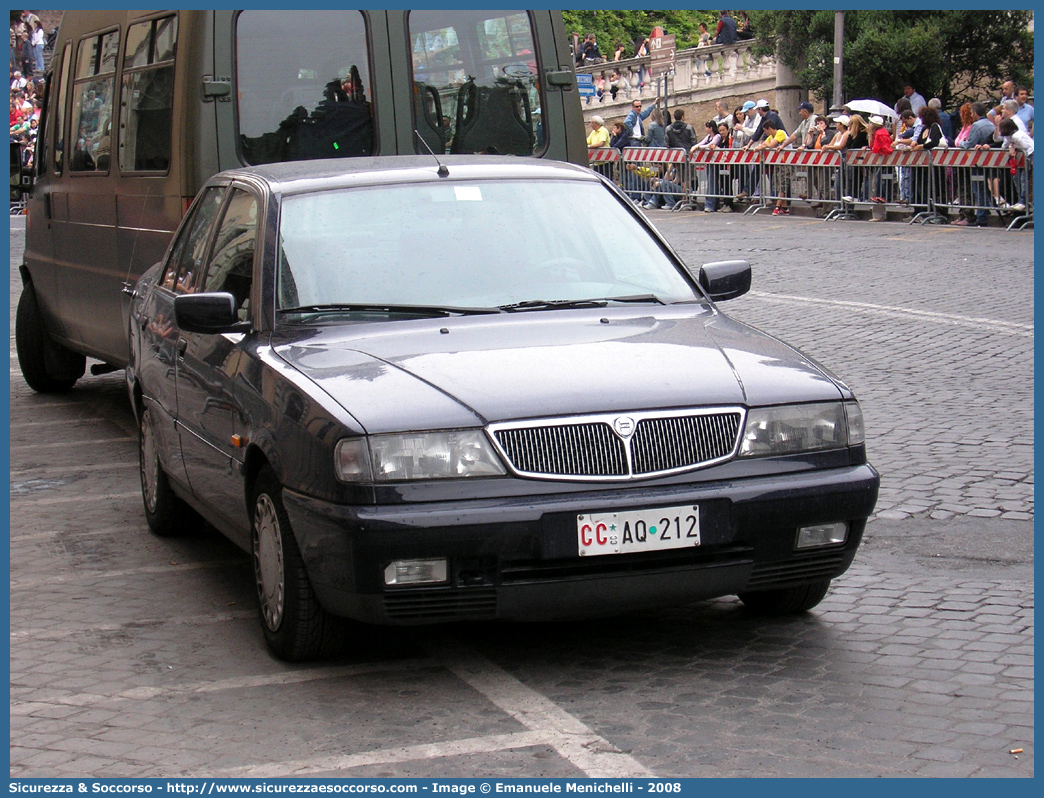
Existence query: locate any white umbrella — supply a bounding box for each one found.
[844,99,898,119]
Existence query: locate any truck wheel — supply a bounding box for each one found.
[252,467,336,661]
[15,282,85,392]
[738,579,831,615]
[139,405,188,536]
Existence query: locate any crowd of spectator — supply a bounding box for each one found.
[576,11,756,102]
[10,11,50,174]
[587,79,1033,220]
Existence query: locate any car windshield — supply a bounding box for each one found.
[275,178,701,319]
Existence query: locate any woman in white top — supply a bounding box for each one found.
[30,21,45,73]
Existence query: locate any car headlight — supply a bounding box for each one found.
[738,401,862,457]
[335,431,506,482]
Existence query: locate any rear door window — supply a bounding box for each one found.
[69,29,120,173]
[410,10,544,157]
[236,11,373,165]
[50,43,72,174]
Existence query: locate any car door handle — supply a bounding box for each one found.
[177,339,188,357]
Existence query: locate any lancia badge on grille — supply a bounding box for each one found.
[613,417,635,437]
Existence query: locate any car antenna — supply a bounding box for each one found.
[414,130,449,177]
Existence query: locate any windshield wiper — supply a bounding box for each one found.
[278,303,502,318]
[498,295,669,312]
[498,299,608,312]
[603,294,667,305]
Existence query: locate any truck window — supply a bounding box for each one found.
[120,15,177,173]
[409,10,543,157]
[51,43,72,175]
[236,11,374,165]
[69,29,119,173]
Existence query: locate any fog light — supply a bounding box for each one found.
[796,522,848,549]
[383,559,449,586]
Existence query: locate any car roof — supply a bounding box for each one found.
[214,155,600,195]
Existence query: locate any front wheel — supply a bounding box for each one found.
[15,281,85,392]
[737,579,831,615]
[252,467,337,661]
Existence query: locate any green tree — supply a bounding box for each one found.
[749,10,1033,108]
[562,10,716,55]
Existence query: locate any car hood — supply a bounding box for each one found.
[271,307,845,434]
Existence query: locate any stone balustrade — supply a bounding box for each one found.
[577,39,776,117]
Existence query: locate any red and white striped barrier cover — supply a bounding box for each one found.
[761,149,842,168]
[588,147,621,163]
[689,148,769,166]
[846,150,930,167]
[622,146,690,163]
[930,148,1025,168]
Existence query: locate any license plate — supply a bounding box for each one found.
[577,504,700,557]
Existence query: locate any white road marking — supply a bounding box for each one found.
[209,731,552,778]
[10,417,114,428]
[10,490,141,506]
[10,660,434,714]
[10,559,241,590]
[427,641,654,778]
[12,524,147,543]
[750,291,1034,336]
[10,436,136,451]
[10,461,137,478]
[10,609,256,641]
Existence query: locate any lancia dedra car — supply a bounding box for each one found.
[126,156,879,661]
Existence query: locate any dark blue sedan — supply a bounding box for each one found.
[127,156,879,661]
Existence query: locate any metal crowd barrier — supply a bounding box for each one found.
[931,148,1032,231]
[687,148,759,212]
[620,146,691,209]
[589,145,1032,230]
[829,149,940,222]
[754,149,842,216]
[587,146,620,184]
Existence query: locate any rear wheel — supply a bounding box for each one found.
[139,405,188,536]
[738,579,831,615]
[252,467,337,661]
[15,281,86,392]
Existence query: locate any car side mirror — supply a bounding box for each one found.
[697,260,751,302]
[174,292,250,334]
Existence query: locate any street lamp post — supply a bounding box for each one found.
[831,11,844,114]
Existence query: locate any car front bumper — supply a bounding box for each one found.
[283,463,880,624]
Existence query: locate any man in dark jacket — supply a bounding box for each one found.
[664,109,698,150]
[715,11,737,45]
[580,33,604,64]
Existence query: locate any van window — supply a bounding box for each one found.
[409,10,543,157]
[69,29,120,173]
[236,11,374,165]
[120,15,178,172]
[51,44,72,175]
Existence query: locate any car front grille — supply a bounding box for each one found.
[493,422,628,477]
[490,408,744,480]
[631,413,742,474]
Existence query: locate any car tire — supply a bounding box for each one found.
[252,467,336,661]
[139,405,188,537]
[737,579,831,615]
[15,281,86,393]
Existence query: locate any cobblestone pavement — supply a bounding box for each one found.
[8,215,1033,778]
